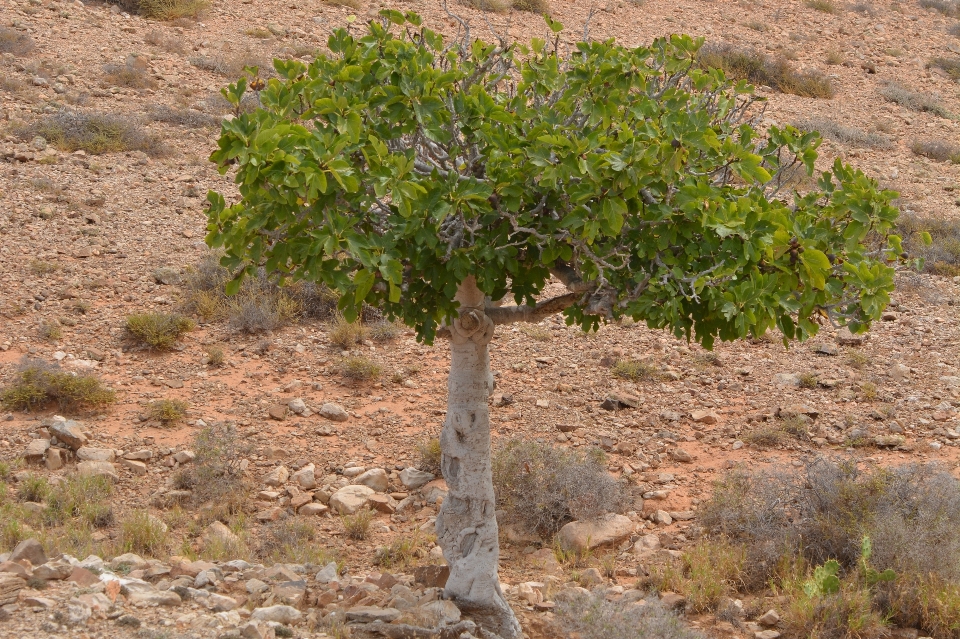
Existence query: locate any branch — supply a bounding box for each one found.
[550,262,593,293]
[485,292,579,325]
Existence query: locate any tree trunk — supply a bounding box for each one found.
[436,277,521,639]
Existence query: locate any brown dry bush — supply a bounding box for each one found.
[909,138,960,162]
[919,0,960,16]
[145,28,186,53]
[880,82,952,118]
[492,439,627,538]
[103,55,156,89]
[0,27,34,56]
[108,0,209,19]
[149,105,219,129]
[553,590,705,639]
[898,213,960,276]
[930,56,960,80]
[172,423,251,520]
[16,111,166,157]
[189,51,265,80]
[699,44,834,98]
[1,357,116,413]
[794,118,892,149]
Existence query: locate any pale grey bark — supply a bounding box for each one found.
[435,276,521,639]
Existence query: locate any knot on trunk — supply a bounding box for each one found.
[451,308,494,346]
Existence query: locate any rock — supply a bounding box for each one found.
[111,553,148,570]
[77,447,116,462]
[413,600,461,626]
[660,592,686,609]
[632,533,661,555]
[891,363,911,382]
[33,560,72,580]
[263,465,289,487]
[295,466,320,491]
[837,327,864,346]
[10,539,47,566]
[250,605,302,624]
[755,631,781,639]
[773,373,800,387]
[413,564,450,588]
[50,419,88,450]
[128,589,182,606]
[669,448,693,463]
[399,467,435,490]
[319,403,349,422]
[23,438,50,462]
[353,468,388,492]
[815,342,839,356]
[0,574,26,606]
[299,503,328,516]
[291,492,314,511]
[757,609,780,626]
[779,404,819,420]
[68,567,100,587]
[77,461,119,482]
[288,398,307,415]
[119,458,147,475]
[267,404,287,421]
[256,507,283,522]
[346,606,402,623]
[123,449,153,461]
[202,521,239,548]
[558,514,634,552]
[204,593,240,612]
[579,567,604,586]
[690,409,718,424]
[330,484,375,514]
[315,562,340,584]
[652,510,673,525]
[368,494,397,514]
[273,579,307,606]
[173,450,195,464]
[46,447,66,471]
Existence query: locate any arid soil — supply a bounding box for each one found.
[2,0,960,637]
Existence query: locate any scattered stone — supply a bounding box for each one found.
[755,631,781,639]
[267,404,288,421]
[10,539,47,566]
[319,403,349,422]
[837,327,864,346]
[412,565,450,588]
[399,467,434,490]
[815,342,839,356]
[330,484,375,514]
[558,514,634,552]
[652,510,673,525]
[757,609,780,626]
[773,373,800,387]
[250,605,302,624]
[353,468,388,492]
[202,521,239,549]
[347,606,402,623]
[77,460,119,482]
[49,418,87,450]
[368,494,397,514]
[299,503,329,516]
[23,438,50,462]
[690,409,718,424]
[669,448,693,463]
[46,447,66,470]
[0,574,26,606]
[68,567,100,588]
[77,446,116,462]
[263,465,290,487]
[119,458,147,475]
[173,450,196,464]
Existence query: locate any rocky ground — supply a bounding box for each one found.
[2,0,960,637]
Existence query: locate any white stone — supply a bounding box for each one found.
[330,485,375,514]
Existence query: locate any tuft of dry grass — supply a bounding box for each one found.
[909,138,960,163]
[125,313,195,350]
[612,359,659,381]
[16,111,167,157]
[554,590,704,639]
[39,320,62,342]
[342,508,374,540]
[328,316,369,349]
[104,55,156,89]
[930,56,960,80]
[825,49,845,65]
[805,0,839,12]
[145,28,186,53]
[519,324,553,341]
[880,82,952,118]
[0,27,35,56]
[117,510,169,557]
[320,0,362,8]
[374,531,433,570]
[919,0,960,16]
[136,0,209,20]
[149,105,219,128]
[190,51,266,79]
[795,118,892,149]
[898,213,960,276]
[416,438,442,476]
[340,356,382,381]
[147,399,189,425]
[699,44,834,98]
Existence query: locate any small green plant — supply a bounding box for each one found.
[611,359,659,381]
[45,474,114,527]
[340,356,382,381]
[342,508,374,540]
[859,381,878,400]
[416,438,442,475]
[804,558,841,597]
[798,372,819,389]
[846,351,871,369]
[858,536,896,586]
[206,346,225,366]
[519,324,553,341]
[825,49,845,65]
[374,531,432,569]
[17,474,51,503]
[328,316,369,349]
[147,398,189,425]
[125,313,195,350]
[699,44,834,98]
[806,0,838,12]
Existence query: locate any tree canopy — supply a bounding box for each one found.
[207,11,902,347]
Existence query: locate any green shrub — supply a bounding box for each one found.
[46,474,114,527]
[612,359,659,381]
[656,539,746,612]
[17,474,50,503]
[1,358,116,413]
[416,438,442,476]
[172,423,250,519]
[147,398,189,425]
[342,508,374,540]
[492,439,626,538]
[699,44,834,98]
[340,356,381,381]
[117,510,168,557]
[125,313,194,350]
[898,213,960,276]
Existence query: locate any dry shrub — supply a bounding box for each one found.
[554,590,705,639]
[492,439,627,538]
[342,508,374,540]
[511,0,550,12]
[898,212,960,276]
[369,320,401,342]
[375,531,432,570]
[806,0,839,12]
[131,0,209,20]
[699,44,834,98]
[655,539,746,612]
[880,82,951,118]
[909,138,960,162]
[416,438,442,476]
[794,118,892,149]
[321,0,362,8]
[149,105,219,128]
[328,315,369,349]
[145,28,186,53]
[1,357,116,413]
[147,398,189,425]
[612,359,659,381]
[117,510,168,557]
[46,474,114,528]
[0,27,34,56]
[930,56,960,80]
[16,111,166,156]
[173,423,250,519]
[919,0,960,16]
[125,313,194,350]
[462,0,512,10]
[104,55,156,89]
[257,519,334,564]
[340,356,382,381]
[190,50,265,79]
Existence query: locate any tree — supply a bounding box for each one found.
[207,11,902,637]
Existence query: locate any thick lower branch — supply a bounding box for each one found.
[550,262,593,293]
[484,292,578,325]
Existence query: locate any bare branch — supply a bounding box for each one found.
[486,292,579,325]
[550,262,593,293]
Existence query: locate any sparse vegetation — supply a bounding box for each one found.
[104,55,156,89]
[328,316,369,349]
[612,359,659,381]
[147,399,189,425]
[149,105,219,128]
[910,138,960,163]
[795,118,892,149]
[880,82,951,118]
[846,350,872,369]
[205,346,225,367]
[173,423,250,520]
[46,474,114,528]
[340,356,382,381]
[369,320,402,342]
[110,0,209,20]
[416,438,442,476]
[342,508,374,540]
[0,27,35,56]
[16,111,166,156]
[699,44,834,98]
[258,519,334,565]
[519,324,553,341]
[320,0,362,8]
[190,51,265,79]
[553,591,705,639]
[17,473,51,503]
[29,260,59,275]
[125,313,194,350]
[117,510,169,557]
[1,358,116,413]
[898,212,960,276]
[656,539,746,612]
[806,0,839,12]
[930,56,960,80]
[919,0,959,16]
[145,28,186,53]
[375,531,433,570]
[39,320,62,342]
[798,371,819,389]
[492,439,627,539]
